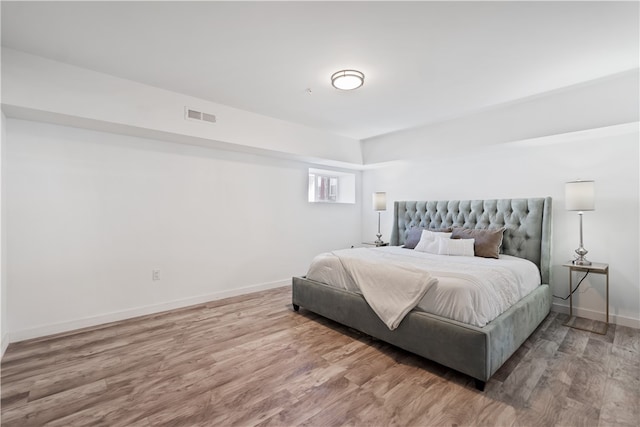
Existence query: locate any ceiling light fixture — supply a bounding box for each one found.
[331,69,364,90]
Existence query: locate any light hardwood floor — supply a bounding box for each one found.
[1,286,638,426]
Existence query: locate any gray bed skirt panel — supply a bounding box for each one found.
[292,276,551,383]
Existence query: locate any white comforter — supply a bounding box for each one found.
[333,249,438,330]
[306,246,541,328]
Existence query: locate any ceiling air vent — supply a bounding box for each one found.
[185,107,216,124]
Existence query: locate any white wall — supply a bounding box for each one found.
[2,48,363,167]
[5,118,362,341]
[362,124,640,327]
[1,111,7,356]
[363,70,639,164]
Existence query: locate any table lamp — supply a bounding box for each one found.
[373,192,386,245]
[565,180,595,265]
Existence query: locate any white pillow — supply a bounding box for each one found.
[437,237,475,257]
[414,230,453,254]
[414,238,439,254]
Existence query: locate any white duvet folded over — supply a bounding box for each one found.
[306,246,541,327]
[335,250,438,330]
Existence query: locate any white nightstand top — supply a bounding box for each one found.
[562,262,608,273]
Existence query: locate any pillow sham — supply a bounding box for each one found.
[403,227,424,249]
[402,227,453,249]
[450,227,505,259]
[404,227,453,249]
[414,229,453,253]
[414,237,439,254]
[437,237,475,257]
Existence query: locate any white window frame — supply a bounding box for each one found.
[308,168,355,204]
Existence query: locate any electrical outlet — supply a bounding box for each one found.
[152,269,161,281]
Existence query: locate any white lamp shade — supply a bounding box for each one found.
[565,180,595,211]
[373,192,386,211]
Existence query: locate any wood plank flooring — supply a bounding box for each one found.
[1,286,638,426]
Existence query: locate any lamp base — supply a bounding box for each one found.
[572,247,591,266]
[374,211,384,244]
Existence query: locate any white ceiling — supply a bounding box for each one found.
[2,1,638,140]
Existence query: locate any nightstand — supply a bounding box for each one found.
[562,262,609,335]
[361,242,389,247]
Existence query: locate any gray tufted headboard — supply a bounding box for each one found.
[390,198,552,284]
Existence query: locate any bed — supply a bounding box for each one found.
[292,197,552,390]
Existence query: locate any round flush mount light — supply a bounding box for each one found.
[331,69,364,90]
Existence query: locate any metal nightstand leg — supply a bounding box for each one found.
[563,264,609,335]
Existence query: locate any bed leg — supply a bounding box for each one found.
[292,304,300,312]
[474,379,486,392]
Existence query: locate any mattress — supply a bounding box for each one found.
[306,246,541,327]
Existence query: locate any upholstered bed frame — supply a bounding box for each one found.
[292,197,552,390]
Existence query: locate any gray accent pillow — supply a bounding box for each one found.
[404,227,453,249]
[451,227,505,259]
[403,227,424,249]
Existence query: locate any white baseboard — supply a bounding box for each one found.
[8,279,290,343]
[1,332,9,358]
[552,302,640,329]
[8,284,636,345]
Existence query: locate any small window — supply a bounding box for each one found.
[308,168,355,204]
[310,173,338,202]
